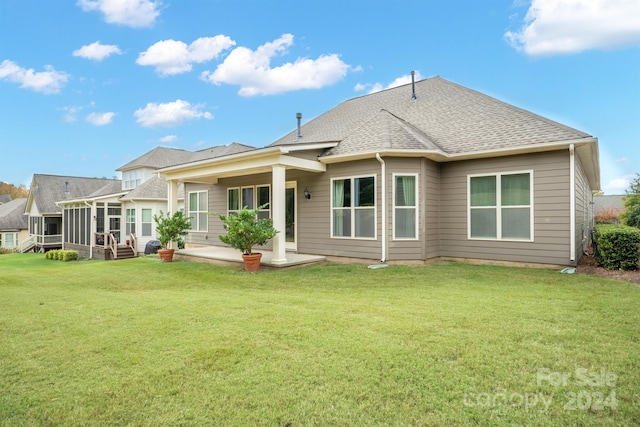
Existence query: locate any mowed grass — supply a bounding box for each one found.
[0,254,638,426]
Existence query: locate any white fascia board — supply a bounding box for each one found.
[319,138,598,164]
[274,142,338,152]
[161,148,325,182]
[56,192,128,206]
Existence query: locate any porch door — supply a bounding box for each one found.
[106,204,121,243]
[285,182,296,251]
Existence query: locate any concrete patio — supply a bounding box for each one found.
[173,246,326,268]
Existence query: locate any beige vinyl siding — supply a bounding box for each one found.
[423,158,440,259]
[297,159,382,259]
[385,158,423,261]
[183,182,227,248]
[439,150,572,265]
[574,155,593,262]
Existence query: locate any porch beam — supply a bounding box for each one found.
[270,165,287,265]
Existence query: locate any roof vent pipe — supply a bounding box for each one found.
[410,70,417,102]
[296,112,302,140]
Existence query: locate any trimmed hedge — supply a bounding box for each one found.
[595,224,640,270]
[45,250,79,262]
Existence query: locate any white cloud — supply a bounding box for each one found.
[356,71,423,94]
[505,0,640,56]
[0,59,69,94]
[603,177,632,193]
[77,0,160,28]
[73,41,122,61]
[159,134,177,143]
[616,157,629,163]
[137,35,235,76]
[134,99,213,128]
[201,33,350,96]
[86,112,115,126]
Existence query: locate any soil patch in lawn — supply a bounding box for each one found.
[577,253,640,284]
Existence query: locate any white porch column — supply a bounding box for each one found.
[167,179,179,214]
[271,165,287,264]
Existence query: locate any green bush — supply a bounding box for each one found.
[626,205,640,229]
[595,224,640,270]
[62,250,78,261]
[45,249,78,262]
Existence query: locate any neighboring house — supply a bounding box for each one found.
[593,195,624,223]
[23,175,120,253]
[55,143,253,259]
[0,194,12,205]
[0,198,28,251]
[160,76,600,266]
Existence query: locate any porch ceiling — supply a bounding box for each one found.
[161,149,326,184]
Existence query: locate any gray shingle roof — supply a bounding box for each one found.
[0,198,28,231]
[119,175,184,201]
[594,195,624,212]
[117,143,255,171]
[28,175,121,214]
[269,76,591,156]
[0,195,11,204]
[117,147,194,171]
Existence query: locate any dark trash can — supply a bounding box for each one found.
[144,240,162,255]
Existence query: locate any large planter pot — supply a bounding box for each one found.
[158,248,175,262]
[242,253,262,272]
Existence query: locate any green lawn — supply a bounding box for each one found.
[0,254,638,426]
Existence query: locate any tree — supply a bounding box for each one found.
[0,182,29,199]
[621,173,640,225]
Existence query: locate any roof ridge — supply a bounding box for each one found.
[381,109,447,152]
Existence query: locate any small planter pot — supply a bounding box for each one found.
[242,253,262,272]
[158,248,175,262]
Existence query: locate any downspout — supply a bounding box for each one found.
[84,200,93,259]
[569,144,576,263]
[376,153,386,262]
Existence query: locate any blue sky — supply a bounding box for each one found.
[0,0,638,194]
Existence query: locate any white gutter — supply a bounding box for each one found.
[376,153,386,262]
[569,144,576,263]
[84,200,93,259]
[319,137,598,165]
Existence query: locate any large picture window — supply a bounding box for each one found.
[468,171,532,241]
[189,191,208,232]
[393,174,418,239]
[332,176,375,239]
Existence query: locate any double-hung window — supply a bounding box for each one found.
[468,171,533,241]
[393,174,418,239]
[189,191,208,232]
[332,176,375,238]
[141,209,152,237]
[125,208,136,235]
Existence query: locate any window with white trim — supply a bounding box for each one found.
[188,191,208,232]
[393,174,418,239]
[227,185,270,218]
[1,232,17,248]
[332,176,376,238]
[125,208,136,235]
[468,171,533,241]
[141,209,152,237]
[124,170,141,189]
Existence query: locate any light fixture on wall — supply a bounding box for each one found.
[304,188,311,200]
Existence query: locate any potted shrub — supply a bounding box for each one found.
[217,207,278,272]
[153,210,191,262]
